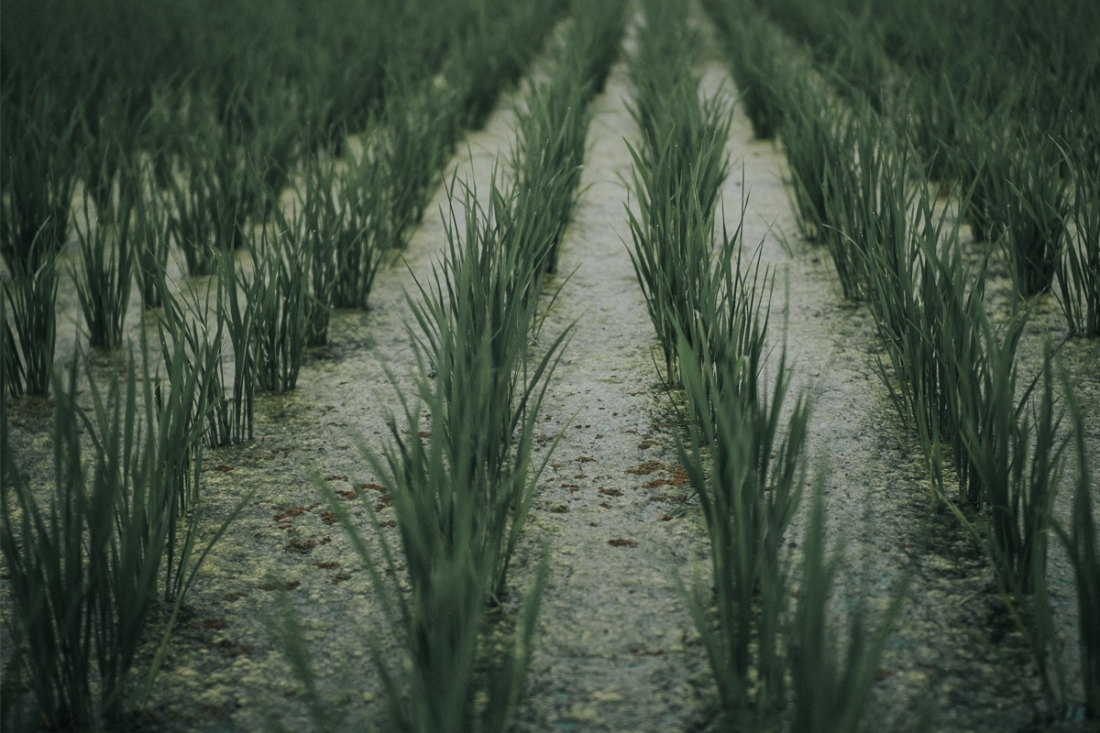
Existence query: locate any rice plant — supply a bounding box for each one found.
[1,229,59,397]
[166,126,219,277]
[1056,373,1100,719]
[71,168,136,349]
[953,109,1010,246]
[158,257,254,447]
[959,340,1067,595]
[1055,146,1100,337]
[624,4,734,383]
[1001,123,1069,299]
[408,174,569,598]
[298,155,338,346]
[567,0,627,97]
[1,297,25,399]
[133,179,171,310]
[787,482,907,733]
[167,107,253,276]
[626,167,718,385]
[380,74,456,251]
[677,331,810,726]
[330,146,391,310]
[511,71,589,273]
[0,333,245,727]
[213,250,256,444]
[445,0,567,133]
[0,83,79,395]
[284,172,568,733]
[820,106,914,302]
[247,211,311,393]
[778,81,845,244]
[0,359,99,728]
[703,0,788,140]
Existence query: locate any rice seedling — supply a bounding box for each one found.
[623,85,733,382]
[133,178,171,310]
[0,329,250,727]
[1,83,80,395]
[408,174,570,598]
[862,185,984,505]
[819,106,914,302]
[325,146,390,310]
[1055,146,1100,337]
[788,481,908,733]
[566,0,627,98]
[297,156,338,346]
[1,230,60,397]
[79,90,144,230]
[278,171,568,733]
[167,130,219,278]
[214,249,256,444]
[952,108,1010,246]
[322,339,554,732]
[704,0,788,140]
[777,81,845,244]
[380,73,456,251]
[1055,373,1100,719]
[959,340,1066,595]
[1000,123,1069,299]
[510,72,589,274]
[626,167,721,385]
[167,106,253,276]
[677,329,811,726]
[71,165,136,349]
[446,0,567,133]
[0,359,99,728]
[1,297,25,400]
[158,256,254,447]
[247,210,311,393]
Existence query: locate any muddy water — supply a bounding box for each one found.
[4,9,1099,733]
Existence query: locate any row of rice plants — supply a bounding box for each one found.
[1,0,426,370]
[1,0,570,722]
[716,9,1100,714]
[720,0,1099,336]
[625,0,732,385]
[274,3,623,729]
[0,328,251,729]
[626,2,901,729]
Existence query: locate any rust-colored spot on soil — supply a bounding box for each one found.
[626,460,664,475]
[608,538,637,547]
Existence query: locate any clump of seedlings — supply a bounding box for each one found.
[0,333,248,728]
[1,84,81,396]
[71,161,137,350]
[703,0,788,139]
[287,170,570,732]
[132,175,171,311]
[1056,146,1100,338]
[247,210,312,393]
[625,0,733,383]
[1056,379,1100,718]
